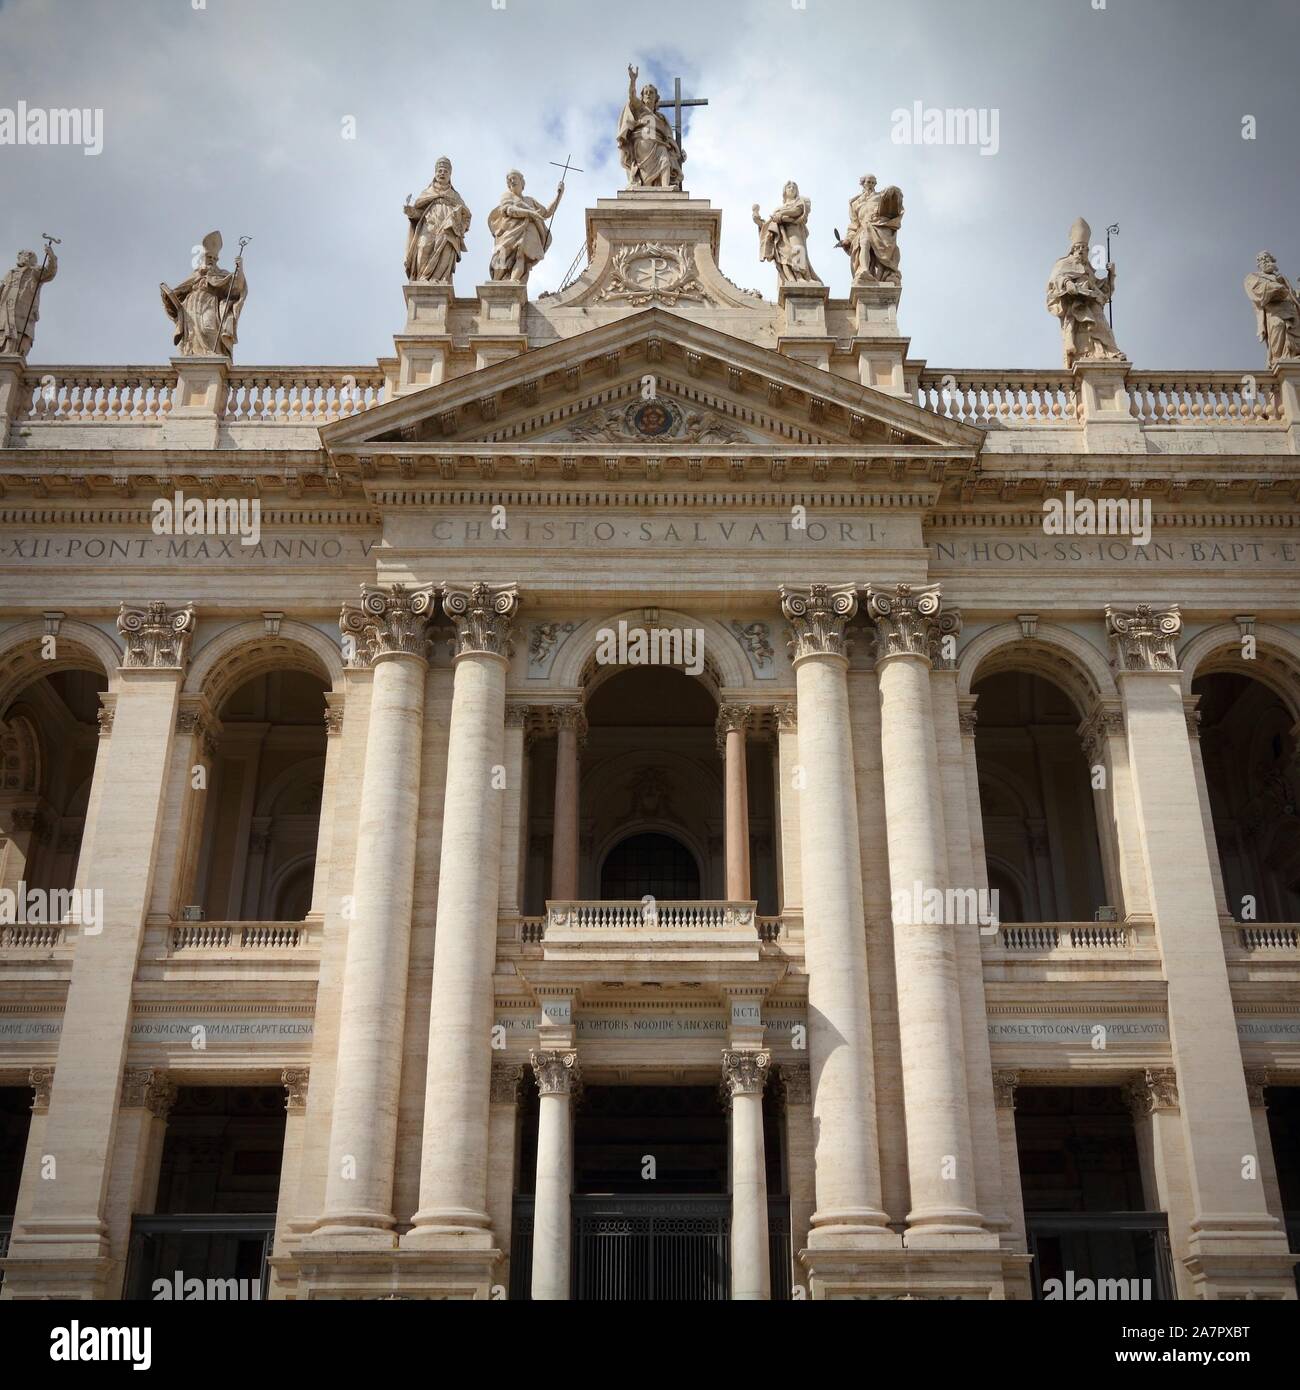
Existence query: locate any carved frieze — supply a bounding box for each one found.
[598,242,708,307]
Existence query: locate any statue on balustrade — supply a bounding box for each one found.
[837,175,903,285]
[488,169,564,285]
[160,231,247,358]
[752,182,820,284]
[1045,217,1125,370]
[1244,251,1300,368]
[617,64,684,190]
[0,243,58,357]
[404,156,472,284]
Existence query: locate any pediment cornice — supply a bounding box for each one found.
[320,307,985,458]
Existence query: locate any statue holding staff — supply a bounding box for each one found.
[404,156,472,284]
[488,169,564,285]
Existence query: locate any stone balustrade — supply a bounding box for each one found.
[1234,925,1299,951]
[169,921,310,952]
[915,370,1079,423]
[546,899,756,931]
[1126,371,1280,423]
[224,368,387,422]
[16,367,176,422]
[0,923,65,949]
[992,922,1136,953]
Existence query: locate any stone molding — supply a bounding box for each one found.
[862,582,960,667]
[1122,1067,1179,1116]
[443,581,519,659]
[530,1049,579,1097]
[1105,603,1182,673]
[721,1049,770,1098]
[780,583,858,661]
[339,583,437,666]
[117,601,196,670]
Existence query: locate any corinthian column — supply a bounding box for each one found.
[1104,603,1290,1295]
[529,1049,579,1300]
[313,584,435,1243]
[718,705,753,900]
[406,582,518,1251]
[778,584,892,1250]
[723,1049,771,1299]
[550,704,584,901]
[4,603,194,1299]
[862,582,985,1240]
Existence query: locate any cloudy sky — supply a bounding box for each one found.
[2,0,1297,370]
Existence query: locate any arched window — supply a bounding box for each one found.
[600,832,701,901]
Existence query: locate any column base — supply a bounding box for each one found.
[1182,1224,1298,1300]
[800,1245,1026,1300]
[275,1246,502,1300]
[401,1212,497,1253]
[806,1209,901,1251]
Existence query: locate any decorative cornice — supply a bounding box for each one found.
[282,1067,310,1112]
[862,583,959,667]
[1122,1067,1179,1116]
[530,1049,579,1097]
[490,1062,524,1105]
[443,582,519,659]
[780,583,857,662]
[117,601,196,670]
[1105,603,1182,673]
[721,1050,770,1098]
[339,583,437,666]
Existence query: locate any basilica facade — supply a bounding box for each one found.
[0,164,1298,1300]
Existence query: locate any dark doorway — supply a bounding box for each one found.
[124,1085,285,1300]
[600,833,702,902]
[1015,1086,1175,1300]
[1263,1086,1300,1296]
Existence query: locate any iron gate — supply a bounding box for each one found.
[573,1195,731,1300]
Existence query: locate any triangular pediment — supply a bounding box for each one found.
[321,308,983,458]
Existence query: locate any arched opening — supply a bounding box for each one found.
[972,670,1107,922]
[193,670,327,922]
[0,667,106,905]
[599,831,702,900]
[1192,670,1300,923]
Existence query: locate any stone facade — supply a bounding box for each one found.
[0,180,1298,1302]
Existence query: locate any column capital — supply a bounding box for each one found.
[1078,701,1126,762]
[530,1049,580,1096]
[339,583,437,666]
[549,702,587,736]
[28,1065,53,1112]
[774,702,797,732]
[1243,1068,1273,1109]
[780,583,858,662]
[116,601,196,670]
[1105,603,1182,673]
[1122,1066,1180,1116]
[1183,697,1202,740]
[721,1049,770,1098]
[781,1061,811,1106]
[443,581,519,659]
[121,1068,178,1118]
[862,582,960,667]
[490,1062,524,1105]
[324,692,345,736]
[957,697,979,738]
[992,1069,1020,1110]
[282,1067,310,1112]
